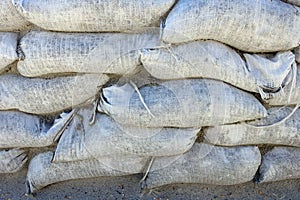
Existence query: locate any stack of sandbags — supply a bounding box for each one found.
[0,0,299,195]
[5,0,179,194]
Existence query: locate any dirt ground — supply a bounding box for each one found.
[0,168,299,200]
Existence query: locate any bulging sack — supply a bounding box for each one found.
[53,106,200,163]
[0,0,29,31]
[144,143,261,188]
[0,74,108,114]
[13,0,176,32]
[26,151,149,194]
[0,149,27,173]
[0,33,18,71]
[141,41,295,97]
[204,107,300,147]
[162,0,300,52]
[257,147,300,183]
[18,31,161,77]
[98,79,267,128]
[0,110,75,148]
[265,64,300,105]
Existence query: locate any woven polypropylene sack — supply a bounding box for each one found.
[0,149,27,173]
[18,30,161,77]
[141,41,295,95]
[266,64,300,105]
[162,0,300,52]
[13,0,176,32]
[204,107,300,147]
[0,33,18,71]
[258,147,300,183]
[0,110,75,148]
[144,143,261,188]
[26,151,149,194]
[99,79,267,128]
[53,106,199,163]
[0,74,108,114]
[0,0,29,31]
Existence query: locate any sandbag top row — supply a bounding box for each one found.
[1,0,299,52]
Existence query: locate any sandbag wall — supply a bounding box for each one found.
[0,0,300,195]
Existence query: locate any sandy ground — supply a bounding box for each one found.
[0,168,299,200]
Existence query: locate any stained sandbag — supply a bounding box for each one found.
[0,33,18,71]
[53,106,199,163]
[204,107,300,147]
[98,79,267,128]
[13,0,175,32]
[144,143,261,188]
[0,110,75,148]
[26,151,149,194]
[0,149,27,173]
[258,147,300,183]
[0,0,29,31]
[294,46,300,63]
[266,64,300,105]
[18,31,161,77]
[284,0,300,6]
[141,41,295,97]
[0,74,108,114]
[161,0,300,52]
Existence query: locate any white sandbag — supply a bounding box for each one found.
[141,41,295,97]
[17,31,162,77]
[0,33,18,71]
[204,107,300,147]
[162,0,300,52]
[284,0,300,6]
[0,0,29,31]
[0,110,75,148]
[266,64,300,105]
[13,0,175,32]
[294,46,300,63]
[0,149,27,173]
[144,143,261,188]
[53,106,199,163]
[258,147,300,183]
[26,151,149,194]
[98,79,267,128]
[0,74,108,114]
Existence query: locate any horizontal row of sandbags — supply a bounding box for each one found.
[1,32,299,116]
[22,144,300,194]
[1,0,299,52]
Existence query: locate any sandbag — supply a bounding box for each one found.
[265,64,300,105]
[295,46,300,63]
[0,33,18,71]
[53,106,199,163]
[13,0,176,32]
[26,151,149,194]
[0,149,27,173]
[0,74,108,114]
[0,110,75,148]
[141,41,295,96]
[258,147,300,183]
[284,0,300,6]
[144,143,261,189]
[17,31,161,77]
[0,0,29,31]
[161,0,300,52]
[98,79,267,128]
[204,107,300,147]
